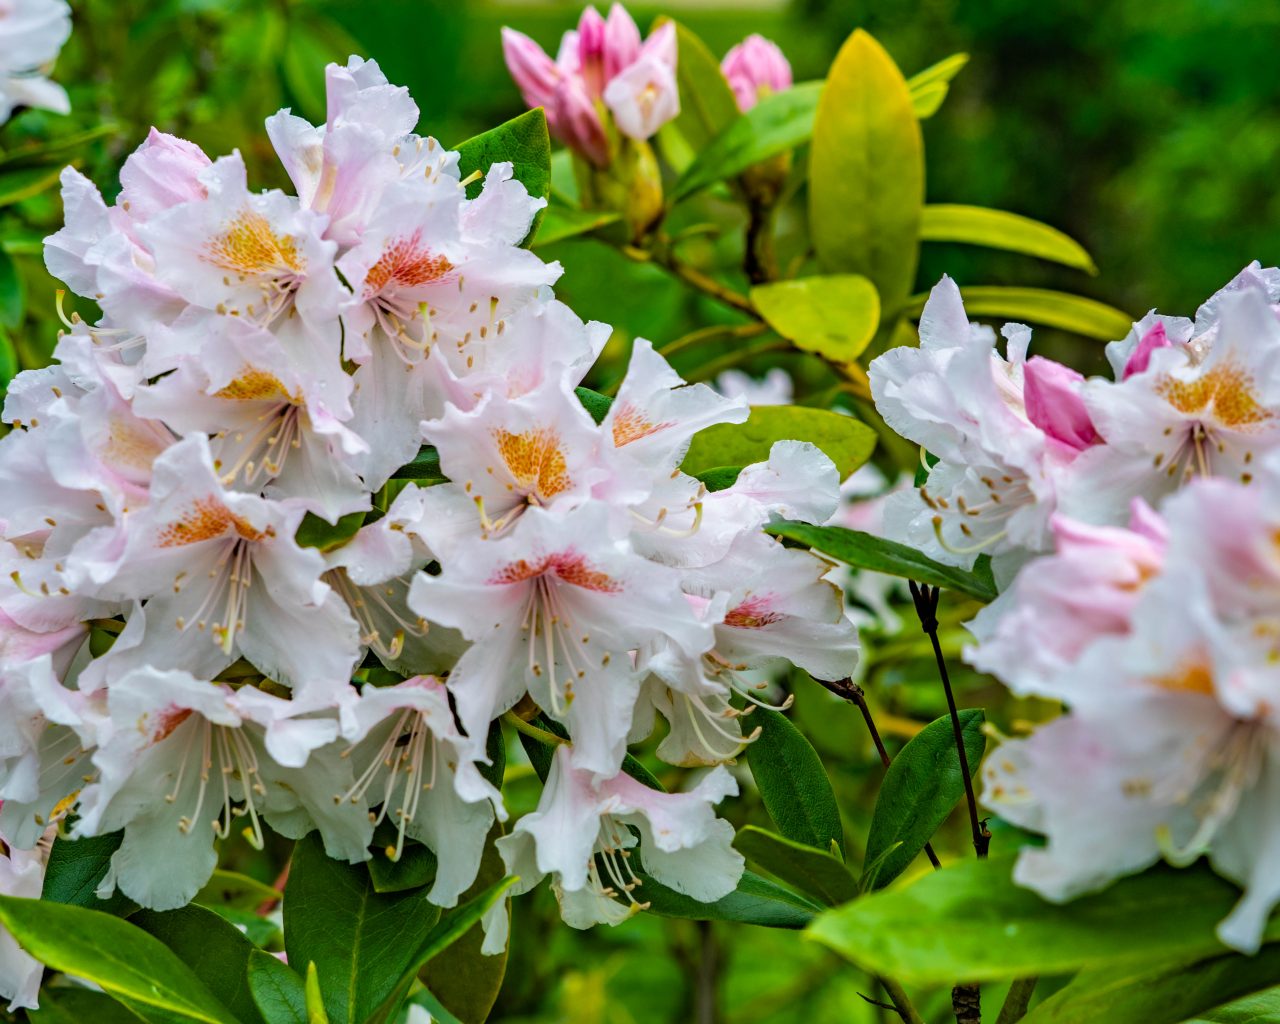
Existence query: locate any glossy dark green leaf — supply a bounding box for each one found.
[810,30,924,317]
[134,904,266,1024]
[389,446,447,483]
[479,717,506,791]
[732,825,858,907]
[920,205,1097,273]
[41,832,137,916]
[863,710,986,889]
[454,109,551,245]
[574,386,612,424]
[26,987,146,1024]
[247,949,308,1024]
[902,286,1133,340]
[283,833,442,1024]
[1193,985,1280,1023]
[692,466,744,492]
[682,407,876,479]
[748,708,844,853]
[765,521,998,602]
[0,248,24,328]
[195,869,280,911]
[1025,947,1280,1024]
[366,831,439,895]
[294,510,365,552]
[810,856,1278,985]
[0,895,240,1024]
[638,867,820,929]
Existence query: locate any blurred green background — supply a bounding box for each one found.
[4,2,1277,1021]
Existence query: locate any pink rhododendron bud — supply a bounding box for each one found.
[575,6,608,97]
[604,51,680,141]
[1122,321,1173,379]
[602,3,643,81]
[501,27,561,111]
[553,75,610,167]
[1023,355,1099,451]
[722,34,792,112]
[117,128,212,223]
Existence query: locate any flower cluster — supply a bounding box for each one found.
[0,53,858,1006]
[0,0,71,124]
[870,267,1280,951]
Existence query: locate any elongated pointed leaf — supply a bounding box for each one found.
[390,446,447,483]
[283,833,442,1024]
[41,832,136,915]
[304,962,329,1024]
[0,895,240,1024]
[749,708,844,853]
[1024,947,1280,1024]
[639,867,820,929]
[531,206,620,248]
[750,274,880,364]
[666,21,740,151]
[810,856,1278,985]
[134,904,266,1024]
[248,949,308,1024]
[907,52,968,116]
[26,987,146,1023]
[903,286,1132,341]
[733,825,858,906]
[196,869,280,911]
[863,710,986,889]
[920,205,1097,273]
[1193,985,1280,1023]
[682,407,876,479]
[0,164,66,207]
[454,109,551,245]
[765,521,998,602]
[0,248,24,328]
[810,30,924,317]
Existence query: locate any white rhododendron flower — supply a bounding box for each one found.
[0,49,866,961]
[0,0,71,124]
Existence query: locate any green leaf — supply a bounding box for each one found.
[809,30,924,318]
[454,109,551,246]
[732,825,858,907]
[906,52,969,117]
[692,466,743,492]
[681,406,876,479]
[0,164,66,207]
[26,987,147,1024]
[673,82,820,201]
[750,274,880,364]
[531,205,621,248]
[280,23,331,123]
[809,856,1278,986]
[748,708,844,853]
[666,21,740,151]
[0,895,240,1024]
[1024,947,1280,1024]
[0,324,16,391]
[765,522,998,602]
[389,446,447,483]
[283,833,442,1024]
[366,835,439,894]
[639,867,820,929]
[0,123,120,170]
[0,248,24,328]
[41,832,137,916]
[134,904,267,1024]
[420,828,510,1024]
[402,876,518,977]
[304,962,329,1024]
[1193,985,1280,1023]
[294,510,365,552]
[574,386,612,424]
[195,869,280,911]
[920,205,1097,273]
[903,286,1133,341]
[247,949,308,1024]
[863,710,986,889]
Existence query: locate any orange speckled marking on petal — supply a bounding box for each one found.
[1151,659,1215,697]
[364,232,453,296]
[723,595,784,629]
[489,551,621,592]
[493,428,571,499]
[205,209,302,276]
[158,497,265,547]
[611,401,674,447]
[102,420,168,472]
[1156,361,1273,428]
[215,368,294,402]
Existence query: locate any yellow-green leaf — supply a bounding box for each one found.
[809,30,924,318]
[906,52,968,116]
[666,20,740,151]
[903,286,1133,340]
[750,274,880,364]
[681,406,877,479]
[921,205,1097,273]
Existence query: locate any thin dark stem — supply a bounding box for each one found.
[744,200,778,284]
[816,678,941,869]
[908,581,990,859]
[996,977,1039,1024]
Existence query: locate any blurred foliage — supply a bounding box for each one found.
[1,1,1273,1021]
